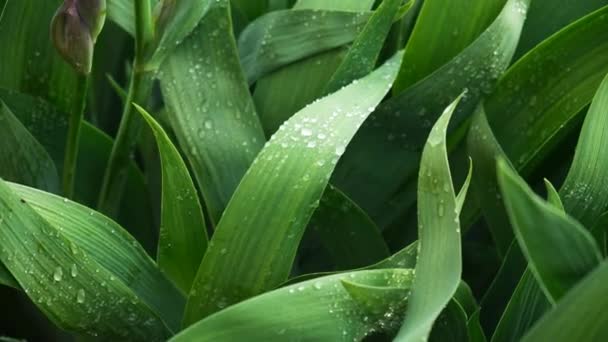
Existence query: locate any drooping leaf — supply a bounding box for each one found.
[183,52,403,325]
[522,262,608,341]
[159,0,266,224]
[173,269,414,341]
[395,96,464,341]
[9,182,185,332]
[136,105,208,295]
[0,101,59,193]
[0,180,171,339]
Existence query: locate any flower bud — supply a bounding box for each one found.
[51,0,106,75]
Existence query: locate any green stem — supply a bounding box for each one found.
[97,0,154,216]
[62,74,89,198]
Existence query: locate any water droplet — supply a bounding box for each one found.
[301,128,313,137]
[76,289,86,303]
[53,267,63,281]
[70,264,78,278]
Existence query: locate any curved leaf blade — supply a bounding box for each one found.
[183,52,403,325]
[136,105,208,295]
[497,160,601,303]
[395,96,464,341]
[173,269,414,341]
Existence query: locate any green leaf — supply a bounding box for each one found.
[395,96,464,341]
[560,72,608,227]
[310,185,390,270]
[9,183,185,332]
[467,311,487,342]
[239,9,370,84]
[456,158,473,214]
[491,269,549,342]
[393,0,505,93]
[323,0,409,93]
[497,160,602,303]
[429,300,469,342]
[252,0,376,136]
[543,179,564,212]
[147,0,214,69]
[513,0,608,59]
[159,0,266,224]
[0,101,59,193]
[172,269,414,341]
[0,89,156,253]
[333,0,529,230]
[107,0,137,35]
[183,52,403,325]
[522,261,608,341]
[0,180,171,339]
[474,7,608,252]
[0,0,78,113]
[136,105,208,295]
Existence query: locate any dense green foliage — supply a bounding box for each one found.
[1,0,608,341]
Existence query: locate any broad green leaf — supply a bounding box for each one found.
[0,101,59,193]
[393,0,504,93]
[173,269,414,341]
[252,0,375,136]
[473,7,608,252]
[239,9,370,84]
[324,0,409,93]
[136,105,208,295]
[159,0,266,224]
[0,89,156,253]
[497,160,602,302]
[0,0,6,22]
[333,0,529,230]
[522,261,608,341]
[395,96,463,341]
[310,185,390,270]
[543,179,564,212]
[0,180,170,339]
[491,270,549,342]
[9,183,185,332]
[560,72,608,227]
[183,52,403,325]
[0,0,77,113]
[513,0,608,59]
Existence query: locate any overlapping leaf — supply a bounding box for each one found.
[183,52,403,325]
[137,106,208,294]
[395,96,464,341]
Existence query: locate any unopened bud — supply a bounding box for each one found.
[51,0,106,75]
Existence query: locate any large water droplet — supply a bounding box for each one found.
[76,289,86,304]
[53,267,63,282]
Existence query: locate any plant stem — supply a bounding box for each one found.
[62,73,89,198]
[97,0,154,216]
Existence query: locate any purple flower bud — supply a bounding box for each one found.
[51,0,106,75]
